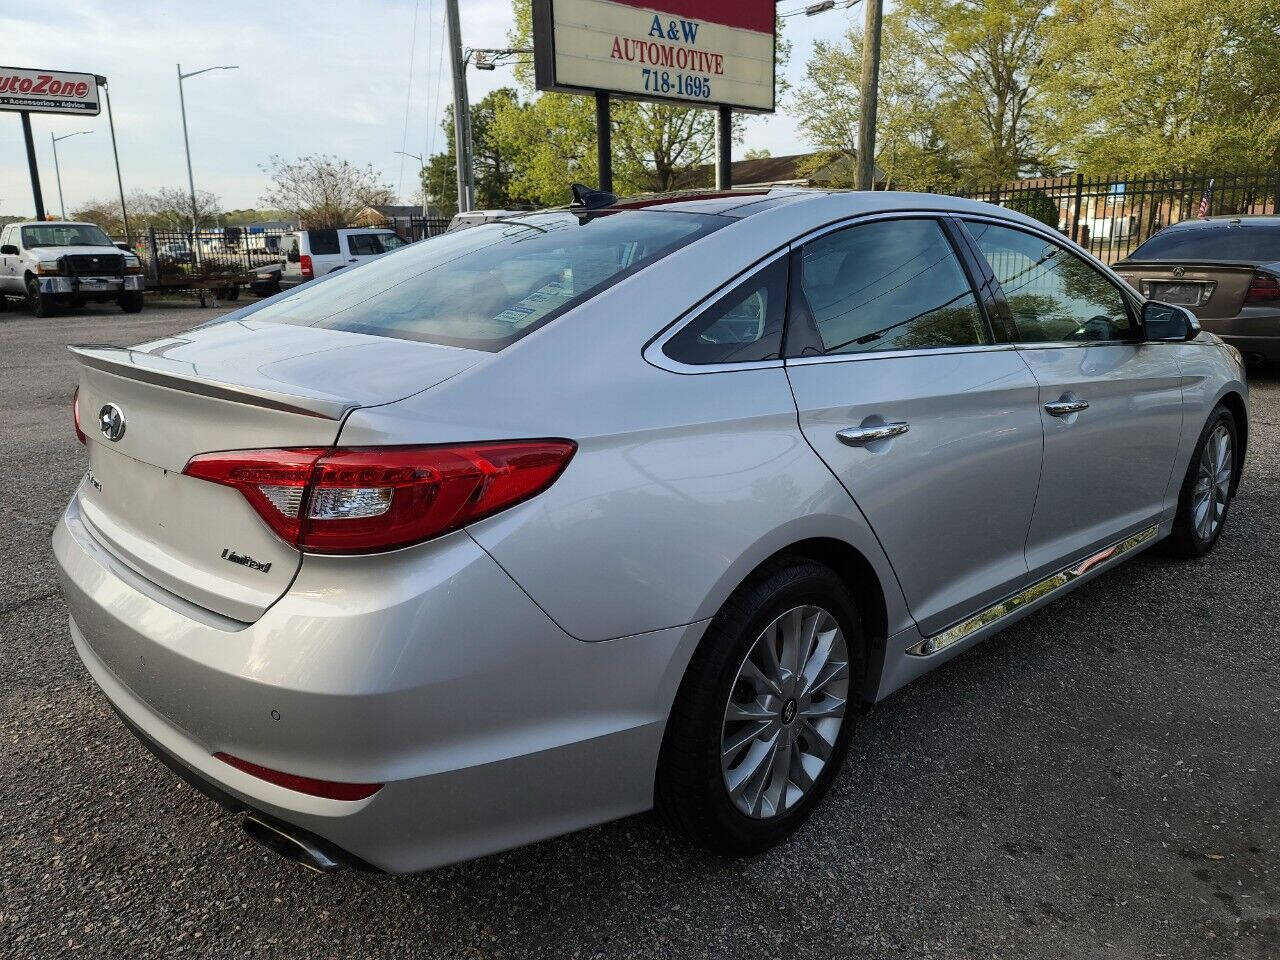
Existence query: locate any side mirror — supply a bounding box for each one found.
[115,242,132,252]
[1143,300,1200,342]
[0,244,17,255]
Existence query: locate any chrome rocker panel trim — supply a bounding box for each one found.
[906,524,1160,657]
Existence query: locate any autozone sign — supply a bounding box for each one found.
[532,0,776,113]
[0,66,101,116]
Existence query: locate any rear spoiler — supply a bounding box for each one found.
[68,345,356,421]
[1117,259,1261,271]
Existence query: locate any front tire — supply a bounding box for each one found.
[656,557,864,857]
[119,291,144,313]
[1163,403,1238,559]
[26,278,56,317]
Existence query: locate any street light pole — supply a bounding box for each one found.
[176,63,238,242]
[51,130,93,219]
[99,77,132,245]
[396,150,427,216]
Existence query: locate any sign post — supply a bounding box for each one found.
[1,66,102,219]
[531,0,776,193]
[20,112,45,219]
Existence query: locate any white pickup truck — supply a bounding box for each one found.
[0,221,145,316]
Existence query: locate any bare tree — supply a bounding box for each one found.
[122,187,222,230]
[259,155,393,228]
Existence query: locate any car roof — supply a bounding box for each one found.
[575,187,1053,227]
[15,221,100,228]
[1159,215,1280,230]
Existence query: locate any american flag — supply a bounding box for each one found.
[1197,178,1215,218]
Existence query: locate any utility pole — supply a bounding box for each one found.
[445,0,473,213]
[856,0,883,190]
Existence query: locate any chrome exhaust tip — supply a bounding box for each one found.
[241,814,344,873]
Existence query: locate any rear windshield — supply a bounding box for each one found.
[249,210,721,350]
[1129,224,1280,262]
[306,229,341,255]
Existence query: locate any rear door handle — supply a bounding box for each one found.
[1044,398,1090,417]
[836,422,910,446]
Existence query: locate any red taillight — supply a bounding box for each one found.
[1245,271,1280,303]
[73,387,86,444]
[299,253,314,279]
[214,752,382,801]
[183,440,576,554]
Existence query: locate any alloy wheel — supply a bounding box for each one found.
[1192,423,1233,542]
[721,605,850,819]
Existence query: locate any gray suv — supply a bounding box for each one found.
[55,190,1247,874]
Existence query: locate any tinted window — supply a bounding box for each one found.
[966,221,1134,343]
[380,233,406,250]
[248,211,720,350]
[1129,224,1280,262]
[348,234,383,255]
[307,229,340,255]
[663,257,787,364]
[796,219,987,355]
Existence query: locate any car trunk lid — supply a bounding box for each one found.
[1115,261,1259,318]
[70,320,482,621]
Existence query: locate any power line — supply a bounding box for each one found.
[397,0,423,204]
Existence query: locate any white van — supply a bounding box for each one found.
[279,228,407,286]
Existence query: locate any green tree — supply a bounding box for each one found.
[1043,0,1280,171]
[423,89,526,217]
[796,0,1053,189]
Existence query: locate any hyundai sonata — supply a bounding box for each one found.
[55,189,1247,873]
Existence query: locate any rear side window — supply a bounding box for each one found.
[794,218,988,355]
[281,235,299,261]
[1129,224,1280,262]
[307,229,340,255]
[663,257,788,364]
[247,211,721,350]
[348,233,383,255]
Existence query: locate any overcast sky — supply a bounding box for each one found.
[0,1,858,217]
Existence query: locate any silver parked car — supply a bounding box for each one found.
[55,190,1248,874]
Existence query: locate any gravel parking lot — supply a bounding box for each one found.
[2,301,1277,959]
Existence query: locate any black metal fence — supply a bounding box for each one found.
[949,170,1280,263]
[115,227,294,288]
[388,216,451,242]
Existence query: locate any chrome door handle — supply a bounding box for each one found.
[836,422,910,446]
[1044,399,1090,417]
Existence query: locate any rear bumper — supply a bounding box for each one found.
[53,493,703,872]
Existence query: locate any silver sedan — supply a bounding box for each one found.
[54,190,1248,873]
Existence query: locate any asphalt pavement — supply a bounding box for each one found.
[1,299,1277,959]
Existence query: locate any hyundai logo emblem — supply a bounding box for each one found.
[98,403,126,442]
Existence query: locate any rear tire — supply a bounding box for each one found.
[119,291,144,313]
[1163,403,1238,559]
[656,557,864,857]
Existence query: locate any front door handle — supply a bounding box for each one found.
[836,422,910,446]
[1044,398,1090,417]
